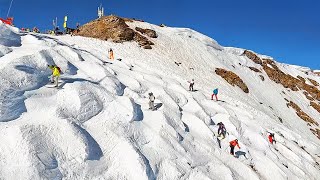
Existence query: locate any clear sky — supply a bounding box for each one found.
[1,0,319,69]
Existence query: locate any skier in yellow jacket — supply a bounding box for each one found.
[48,65,61,88]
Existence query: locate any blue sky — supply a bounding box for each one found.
[1,0,319,69]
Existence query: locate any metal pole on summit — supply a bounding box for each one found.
[7,0,14,18]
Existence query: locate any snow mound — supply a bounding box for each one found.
[0,21,21,46]
[56,81,110,123]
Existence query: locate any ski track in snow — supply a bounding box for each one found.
[0,21,319,179]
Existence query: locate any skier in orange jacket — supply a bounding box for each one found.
[229,139,240,155]
[109,48,114,60]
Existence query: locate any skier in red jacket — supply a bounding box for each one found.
[229,139,240,155]
[268,133,276,144]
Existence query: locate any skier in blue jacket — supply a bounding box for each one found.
[211,88,218,101]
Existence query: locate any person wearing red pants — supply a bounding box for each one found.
[211,88,218,101]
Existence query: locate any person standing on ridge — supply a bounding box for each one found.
[211,88,218,101]
[229,139,240,156]
[188,79,195,91]
[268,133,276,144]
[148,92,155,110]
[109,48,114,60]
[76,22,80,33]
[48,65,61,88]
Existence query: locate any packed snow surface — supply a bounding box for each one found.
[0,21,319,180]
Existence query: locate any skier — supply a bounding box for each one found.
[188,79,195,91]
[109,48,114,60]
[48,65,61,88]
[211,88,219,101]
[217,122,227,139]
[268,133,276,144]
[148,92,155,110]
[229,139,240,156]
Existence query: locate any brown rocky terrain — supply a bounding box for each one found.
[244,50,320,139]
[215,68,249,93]
[243,50,263,65]
[308,78,319,86]
[74,15,156,49]
[135,27,158,38]
[310,101,320,114]
[310,128,320,140]
[313,71,320,76]
[287,101,319,126]
[249,67,261,73]
[303,91,315,101]
[244,50,320,101]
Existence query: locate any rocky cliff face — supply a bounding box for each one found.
[243,50,320,139]
[215,68,249,93]
[74,15,157,49]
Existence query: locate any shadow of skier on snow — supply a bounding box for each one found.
[235,151,247,159]
[155,103,163,110]
[57,77,99,89]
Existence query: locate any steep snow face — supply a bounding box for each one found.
[0,21,21,47]
[0,21,319,180]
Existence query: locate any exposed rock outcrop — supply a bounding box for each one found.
[215,68,249,93]
[135,27,158,38]
[310,101,320,114]
[259,75,265,81]
[308,78,319,86]
[303,91,315,101]
[243,50,262,65]
[74,15,155,49]
[249,67,261,73]
[244,51,320,101]
[310,128,320,140]
[287,101,318,126]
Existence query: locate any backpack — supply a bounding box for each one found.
[213,88,218,95]
[56,66,62,73]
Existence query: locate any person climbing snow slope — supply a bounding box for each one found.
[229,139,240,156]
[109,48,114,60]
[188,79,195,91]
[217,122,227,139]
[48,65,61,88]
[211,88,219,101]
[148,92,155,110]
[268,133,276,144]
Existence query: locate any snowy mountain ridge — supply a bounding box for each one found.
[0,19,319,180]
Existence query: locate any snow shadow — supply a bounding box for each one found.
[15,65,37,74]
[235,151,247,159]
[183,122,190,132]
[36,153,63,179]
[132,102,144,121]
[0,91,27,122]
[155,103,163,110]
[72,123,103,161]
[135,149,156,180]
[59,77,99,88]
[0,73,51,122]
[65,62,78,75]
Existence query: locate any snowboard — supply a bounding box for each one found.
[45,82,62,89]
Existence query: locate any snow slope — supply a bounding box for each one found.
[0,21,319,180]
